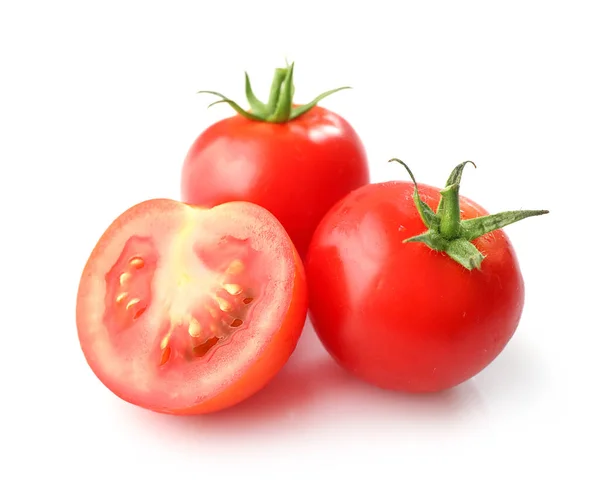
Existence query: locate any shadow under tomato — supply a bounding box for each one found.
[198,350,350,425]
[160,322,354,432]
[471,333,547,404]
[128,322,501,440]
[195,323,490,426]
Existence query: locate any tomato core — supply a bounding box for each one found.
[101,221,269,370]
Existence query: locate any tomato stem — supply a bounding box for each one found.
[198,62,351,123]
[272,62,295,122]
[265,67,288,116]
[245,72,267,115]
[389,158,549,270]
[437,161,476,238]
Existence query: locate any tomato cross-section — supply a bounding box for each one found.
[76,199,308,414]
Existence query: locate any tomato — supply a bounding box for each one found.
[305,160,548,393]
[76,199,307,414]
[181,62,369,259]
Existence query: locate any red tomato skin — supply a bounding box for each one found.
[181,106,370,259]
[305,181,526,393]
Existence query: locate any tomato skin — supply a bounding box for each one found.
[76,199,308,414]
[305,181,525,392]
[181,105,369,259]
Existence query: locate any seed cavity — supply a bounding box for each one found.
[130,257,145,269]
[192,337,219,358]
[133,306,146,319]
[159,346,171,366]
[126,298,140,310]
[242,297,254,305]
[116,292,128,303]
[223,283,243,295]
[188,318,202,337]
[230,318,243,328]
[119,272,131,285]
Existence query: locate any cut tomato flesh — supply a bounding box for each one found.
[103,236,158,333]
[76,199,307,414]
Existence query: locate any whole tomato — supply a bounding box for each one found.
[181,62,369,259]
[305,159,548,393]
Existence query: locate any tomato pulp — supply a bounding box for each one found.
[305,166,545,393]
[76,199,307,414]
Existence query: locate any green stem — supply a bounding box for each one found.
[389,158,439,229]
[461,209,549,241]
[390,158,549,270]
[245,72,267,114]
[438,184,461,238]
[271,62,295,123]
[265,68,287,115]
[197,61,350,123]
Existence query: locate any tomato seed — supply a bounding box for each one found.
[226,259,244,275]
[129,257,144,269]
[205,304,218,318]
[223,283,243,295]
[216,296,233,312]
[188,318,202,337]
[119,272,132,285]
[126,298,140,310]
[230,319,243,328]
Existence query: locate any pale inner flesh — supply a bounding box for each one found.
[106,207,260,369]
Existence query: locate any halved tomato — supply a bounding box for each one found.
[76,199,307,414]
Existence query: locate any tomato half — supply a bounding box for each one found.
[76,199,307,414]
[305,166,545,393]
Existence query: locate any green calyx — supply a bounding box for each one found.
[389,158,549,270]
[197,61,350,123]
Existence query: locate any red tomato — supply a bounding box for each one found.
[181,63,369,259]
[76,199,307,414]
[305,161,547,392]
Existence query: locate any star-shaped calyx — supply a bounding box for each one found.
[391,158,549,270]
[197,61,350,123]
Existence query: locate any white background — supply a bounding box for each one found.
[1,0,598,491]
